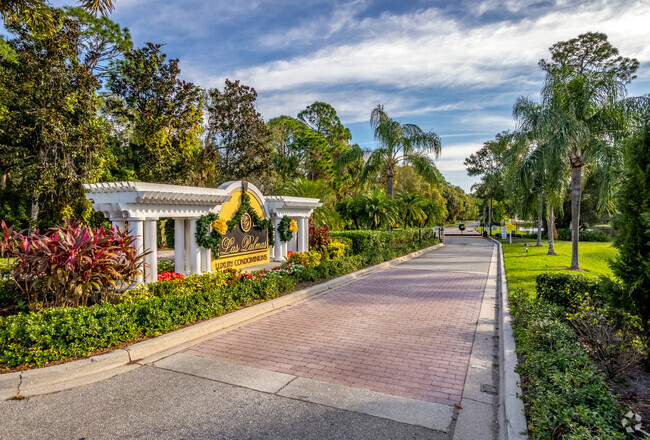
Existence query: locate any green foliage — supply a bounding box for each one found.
[106,43,203,185]
[611,125,650,329]
[268,115,334,185]
[536,273,600,311]
[509,289,627,439]
[556,228,610,242]
[204,79,273,187]
[325,239,349,260]
[367,104,441,197]
[63,6,132,75]
[567,300,646,378]
[277,216,294,243]
[286,250,322,267]
[157,259,175,273]
[331,229,437,255]
[0,12,107,228]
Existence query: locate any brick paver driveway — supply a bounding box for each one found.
[186,237,493,406]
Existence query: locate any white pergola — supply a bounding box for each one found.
[83,181,322,283]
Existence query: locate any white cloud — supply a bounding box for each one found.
[185,0,650,121]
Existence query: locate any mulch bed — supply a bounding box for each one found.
[607,363,650,433]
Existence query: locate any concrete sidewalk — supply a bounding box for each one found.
[0,236,499,439]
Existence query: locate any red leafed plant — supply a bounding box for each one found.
[1,220,146,309]
[308,218,331,252]
[158,271,185,282]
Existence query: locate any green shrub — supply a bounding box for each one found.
[0,272,297,368]
[536,273,600,311]
[157,259,175,273]
[557,228,611,242]
[510,288,627,439]
[286,250,321,267]
[325,239,348,260]
[331,229,437,256]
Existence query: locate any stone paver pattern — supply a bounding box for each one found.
[186,263,488,406]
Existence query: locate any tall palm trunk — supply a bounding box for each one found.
[570,165,582,269]
[536,192,543,247]
[547,204,556,255]
[386,165,394,198]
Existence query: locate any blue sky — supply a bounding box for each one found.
[52,0,650,191]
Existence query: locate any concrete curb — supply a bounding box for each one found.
[1,242,444,399]
[487,237,528,440]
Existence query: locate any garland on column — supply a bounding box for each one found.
[277,216,295,242]
[195,193,275,257]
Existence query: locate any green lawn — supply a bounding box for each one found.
[501,239,618,293]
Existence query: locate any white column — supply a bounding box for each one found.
[129,219,144,284]
[184,218,191,274]
[111,219,126,232]
[174,219,186,275]
[273,217,282,261]
[143,219,158,283]
[200,221,212,273]
[298,217,308,252]
[281,240,288,260]
[188,218,201,275]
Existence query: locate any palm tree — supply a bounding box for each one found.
[396,190,426,228]
[353,188,399,230]
[367,105,441,198]
[522,32,638,269]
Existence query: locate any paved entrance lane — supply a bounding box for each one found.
[185,236,493,407]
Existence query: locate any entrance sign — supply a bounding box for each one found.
[212,184,270,271]
[83,180,322,283]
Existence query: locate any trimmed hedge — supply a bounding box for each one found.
[0,276,296,368]
[330,228,437,255]
[557,228,611,242]
[510,289,626,439]
[536,273,600,311]
[0,232,440,369]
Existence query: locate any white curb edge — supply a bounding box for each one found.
[1,242,444,400]
[488,237,528,440]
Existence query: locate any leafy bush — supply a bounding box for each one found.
[1,220,145,309]
[509,288,627,439]
[331,228,437,256]
[0,270,297,368]
[536,273,600,311]
[286,250,322,267]
[567,301,647,379]
[325,239,348,260]
[557,228,611,242]
[309,220,331,251]
[157,259,175,273]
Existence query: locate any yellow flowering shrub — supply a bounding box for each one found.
[289,219,298,233]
